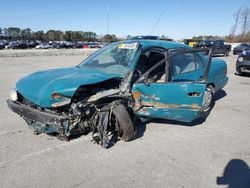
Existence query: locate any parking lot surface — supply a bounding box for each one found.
[0,50,249,187]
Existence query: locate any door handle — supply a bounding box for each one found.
[187,92,201,97]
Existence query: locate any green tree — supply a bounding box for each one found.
[45,30,56,41]
[101,34,117,43]
[20,28,32,40]
[6,27,21,38]
[34,31,45,41]
[192,36,203,40]
[3,28,8,37]
[64,31,74,41]
[55,30,64,41]
[82,32,97,41]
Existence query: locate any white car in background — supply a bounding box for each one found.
[35,43,50,49]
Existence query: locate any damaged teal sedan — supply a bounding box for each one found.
[7,40,228,147]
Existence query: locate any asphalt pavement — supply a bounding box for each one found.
[0,50,249,187]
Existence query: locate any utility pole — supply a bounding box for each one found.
[107,0,110,34]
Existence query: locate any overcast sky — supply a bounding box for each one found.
[0,0,249,39]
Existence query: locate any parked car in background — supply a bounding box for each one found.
[0,40,8,48]
[53,43,63,49]
[87,42,103,48]
[236,50,250,75]
[27,41,38,48]
[88,42,98,48]
[82,43,90,48]
[89,42,96,48]
[0,43,5,50]
[233,43,250,55]
[74,42,89,48]
[195,40,231,56]
[12,42,29,49]
[35,43,50,49]
[96,43,104,48]
[2,40,104,50]
[5,41,19,49]
[183,39,201,47]
[130,35,160,40]
[75,42,84,48]
[55,42,74,49]
[7,40,228,148]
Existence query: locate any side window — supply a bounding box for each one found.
[136,50,165,74]
[134,50,165,83]
[171,52,205,77]
[147,62,166,83]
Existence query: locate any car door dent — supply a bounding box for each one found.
[133,88,201,111]
[137,101,200,110]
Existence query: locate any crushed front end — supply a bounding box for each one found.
[7,85,135,148]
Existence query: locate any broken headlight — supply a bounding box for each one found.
[9,89,18,101]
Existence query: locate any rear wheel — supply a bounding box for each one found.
[224,50,229,56]
[112,104,135,142]
[202,85,214,111]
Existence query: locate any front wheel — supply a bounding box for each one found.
[236,67,243,75]
[112,104,135,142]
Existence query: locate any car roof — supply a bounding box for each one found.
[128,39,191,50]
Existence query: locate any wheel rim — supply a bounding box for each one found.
[202,87,213,110]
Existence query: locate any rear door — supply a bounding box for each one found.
[132,49,212,123]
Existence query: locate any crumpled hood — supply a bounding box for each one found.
[16,67,121,107]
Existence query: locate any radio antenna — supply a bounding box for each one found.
[107,0,110,34]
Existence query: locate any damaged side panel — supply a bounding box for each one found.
[132,82,206,122]
[136,108,201,123]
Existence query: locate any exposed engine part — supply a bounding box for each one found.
[70,102,91,116]
[12,80,135,148]
[87,89,120,102]
[92,111,110,148]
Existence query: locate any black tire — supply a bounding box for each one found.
[236,67,242,75]
[202,85,214,111]
[224,50,229,56]
[112,104,134,142]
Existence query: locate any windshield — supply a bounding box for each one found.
[213,40,224,45]
[78,42,138,76]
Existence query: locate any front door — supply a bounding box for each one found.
[132,49,212,123]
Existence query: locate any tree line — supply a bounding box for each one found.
[192,6,250,43]
[0,27,119,42]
